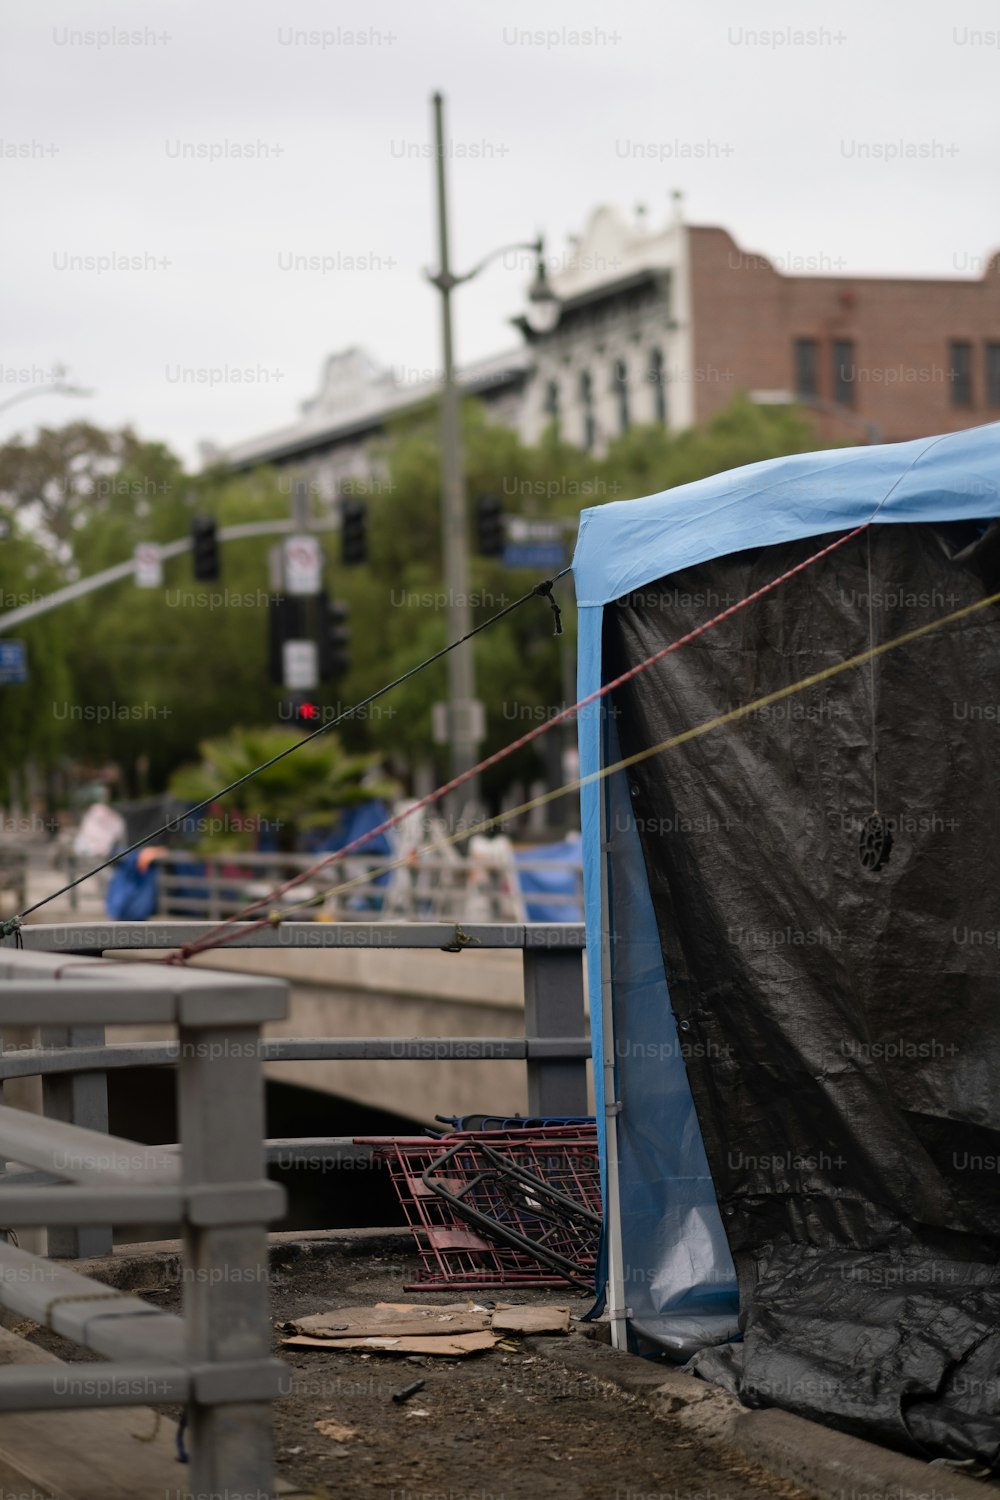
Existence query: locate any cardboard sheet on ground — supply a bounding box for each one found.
[281,1300,570,1354]
[489,1305,571,1334]
[285,1330,498,1356]
[281,1301,493,1340]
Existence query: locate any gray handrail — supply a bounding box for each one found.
[2,921,592,1209]
[0,946,287,1498]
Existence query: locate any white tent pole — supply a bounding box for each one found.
[600,759,628,1350]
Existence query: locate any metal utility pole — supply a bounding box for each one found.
[432,91,481,819]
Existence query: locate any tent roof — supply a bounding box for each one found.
[572,422,1000,607]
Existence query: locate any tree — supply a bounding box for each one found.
[0,421,185,562]
[0,397,849,817]
[0,522,72,783]
[331,394,840,801]
[168,726,398,853]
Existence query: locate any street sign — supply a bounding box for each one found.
[0,640,27,684]
[503,543,566,570]
[284,534,322,595]
[432,698,485,745]
[505,518,563,543]
[502,517,565,571]
[282,638,319,691]
[134,543,163,588]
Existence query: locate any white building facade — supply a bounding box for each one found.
[516,202,693,449]
[211,204,693,494]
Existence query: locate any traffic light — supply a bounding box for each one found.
[191,516,220,581]
[267,595,306,684]
[340,498,368,566]
[318,592,351,679]
[475,494,504,558]
[283,695,322,727]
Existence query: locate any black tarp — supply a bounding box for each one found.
[604,522,1000,1466]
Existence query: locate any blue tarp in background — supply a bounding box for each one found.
[514,833,583,922]
[105,850,160,921]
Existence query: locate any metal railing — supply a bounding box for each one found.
[58,846,585,921]
[2,923,590,1244]
[148,850,584,923]
[0,945,287,1498]
[0,848,27,917]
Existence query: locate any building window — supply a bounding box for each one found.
[794,338,819,398]
[832,340,855,406]
[579,369,595,451]
[544,379,561,431]
[948,341,973,408]
[648,348,667,424]
[986,344,1000,408]
[611,358,630,434]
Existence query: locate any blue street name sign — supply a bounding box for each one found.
[0,640,27,684]
[502,543,566,570]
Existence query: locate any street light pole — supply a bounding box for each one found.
[432,91,480,818]
[426,95,560,825]
[0,365,93,417]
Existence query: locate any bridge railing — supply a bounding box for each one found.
[1,921,592,1256]
[0,944,286,1499]
[63,846,585,922]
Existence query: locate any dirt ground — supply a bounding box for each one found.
[7,1232,814,1500]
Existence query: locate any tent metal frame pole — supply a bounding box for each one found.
[599,741,628,1351]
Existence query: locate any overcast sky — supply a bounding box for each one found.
[2,0,997,466]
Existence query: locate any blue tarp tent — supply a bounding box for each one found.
[572,422,1000,1366]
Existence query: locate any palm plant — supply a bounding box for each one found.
[168,726,398,853]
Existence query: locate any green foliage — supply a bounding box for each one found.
[168,726,398,852]
[0,421,186,560]
[334,395,834,790]
[0,397,848,809]
[0,522,72,770]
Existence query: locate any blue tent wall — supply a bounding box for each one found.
[573,422,1000,1352]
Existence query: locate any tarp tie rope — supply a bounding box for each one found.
[5,432,956,945]
[533,579,563,635]
[0,916,22,946]
[4,568,572,933]
[297,575,1000,921]
[41,556,999,966]
[162,523,871,962]
[440,924,479,953]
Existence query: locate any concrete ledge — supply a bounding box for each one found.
[729,1407,991,1500]
[525,1331,992,1500]
[64,1225,415,1292]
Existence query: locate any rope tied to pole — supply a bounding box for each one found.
[0,915,22,946]
[533,579,563,635]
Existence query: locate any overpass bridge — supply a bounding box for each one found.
[184,936,591,1124]
[10,848,591,1124]
[4,919,593,1168]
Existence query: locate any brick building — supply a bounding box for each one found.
[687,225,1000,443]
[212,207,1000,488]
